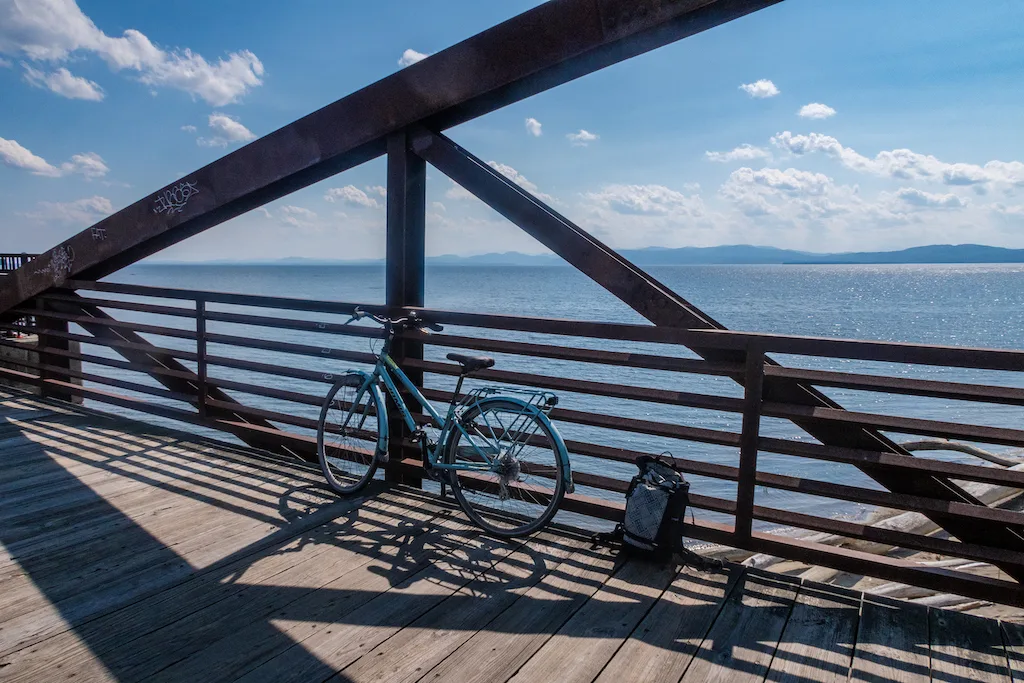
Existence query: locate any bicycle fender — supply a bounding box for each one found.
[369,380,389,456]
[329,370,390,458]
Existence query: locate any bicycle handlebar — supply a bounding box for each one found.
[347,307,444,334]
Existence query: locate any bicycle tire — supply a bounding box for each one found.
[317,375,385,495]
[443,397,568,537]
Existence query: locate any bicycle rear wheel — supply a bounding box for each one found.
[317,375,385,495]
[443,397,567,537]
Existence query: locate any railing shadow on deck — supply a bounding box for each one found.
[0,397,969,683]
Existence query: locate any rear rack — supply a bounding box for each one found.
[459,386,558,415]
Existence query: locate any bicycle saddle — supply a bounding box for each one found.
[447,352,495,374]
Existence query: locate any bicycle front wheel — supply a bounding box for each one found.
[317,375,385,495]
[443,398,567,537]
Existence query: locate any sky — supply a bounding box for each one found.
[1,0,1024,262]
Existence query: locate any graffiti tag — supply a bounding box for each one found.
[91,226,107,241]
[34,245,75,285]
[154,181,200,215]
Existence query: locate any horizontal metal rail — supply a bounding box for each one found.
[58,280,1024,370]
[10,285,1024,605]
[0,253,36,274]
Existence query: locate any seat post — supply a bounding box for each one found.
[453,373,466,400]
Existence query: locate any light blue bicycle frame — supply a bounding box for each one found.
[342,351,570,478]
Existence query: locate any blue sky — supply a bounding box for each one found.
[2,0,1023,261]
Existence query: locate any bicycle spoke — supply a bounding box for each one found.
[318,377,382,494]
[446,398,565,537]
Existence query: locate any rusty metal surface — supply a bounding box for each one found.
[0,0,781,315]
[410,129,1024,577]
[0,254,36,274]
[43,294,296,457]
[11,284,1024,601]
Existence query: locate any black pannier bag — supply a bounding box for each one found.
[596,454,722,570]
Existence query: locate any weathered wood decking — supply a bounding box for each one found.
[0,388,1020,683]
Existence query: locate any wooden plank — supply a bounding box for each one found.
[0,491,415,682]
[336,534,586,683]
[0,422,369,656]
[764,582,861,683]
[230,524,527,683]
[505,559,679,683]
[930,608,1012,683]
[850,595,929,683]
[676,569,799,683]
[0,438,323,559]
[594,565,742,683]
[1002,621,1024,683]
[60,497,457,683]
[422,542,619,683]
[0,499,292,657]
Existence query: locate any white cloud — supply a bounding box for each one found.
[892,187,967,209]
[22,64,103,100]
[276,205,322,233]
[992,204,1024,220]
[567,129,599,146]
[324,185,380,208]
[446,161,554,202]
[281,205,316,218]
[798,103,836,119]
[0,137,107,178]
[366,185,387,198]
[525,117,542,137]
[64,151,109,179]
[585,184,704,217]
[180,124,197,133]
[577,184,712,249]
[771,131,1024,192]
[0,137,60,175]
[705,144,770,163]
[739,79,779,98]
[398,49,428,67]
[0,0,263,105]
[720,167,841,218]
[488,162,554,202]
[23,195,113,224]
[0,56,10,68]
[196,112,256,147]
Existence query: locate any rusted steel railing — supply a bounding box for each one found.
[0,254,36,274]
[3,278,1024,606]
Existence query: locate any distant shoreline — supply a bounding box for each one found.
[147,243,1024,267]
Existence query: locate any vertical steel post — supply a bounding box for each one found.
[735,345,765,540]
[385,129,426,487]
[196,297,208,418]
[35,298,72,402]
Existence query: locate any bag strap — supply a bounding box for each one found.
[590,524,624,549]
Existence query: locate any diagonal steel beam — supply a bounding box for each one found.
[410,128,1024,577]
[43,293,298,459]
[0,0,782,315]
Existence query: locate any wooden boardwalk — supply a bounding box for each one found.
[0,388,1021,683]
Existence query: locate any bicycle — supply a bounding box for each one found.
[316,308,574,537]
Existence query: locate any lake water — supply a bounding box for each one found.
[81,263,1024,531]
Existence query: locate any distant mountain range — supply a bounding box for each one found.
[151,244,1024,266]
